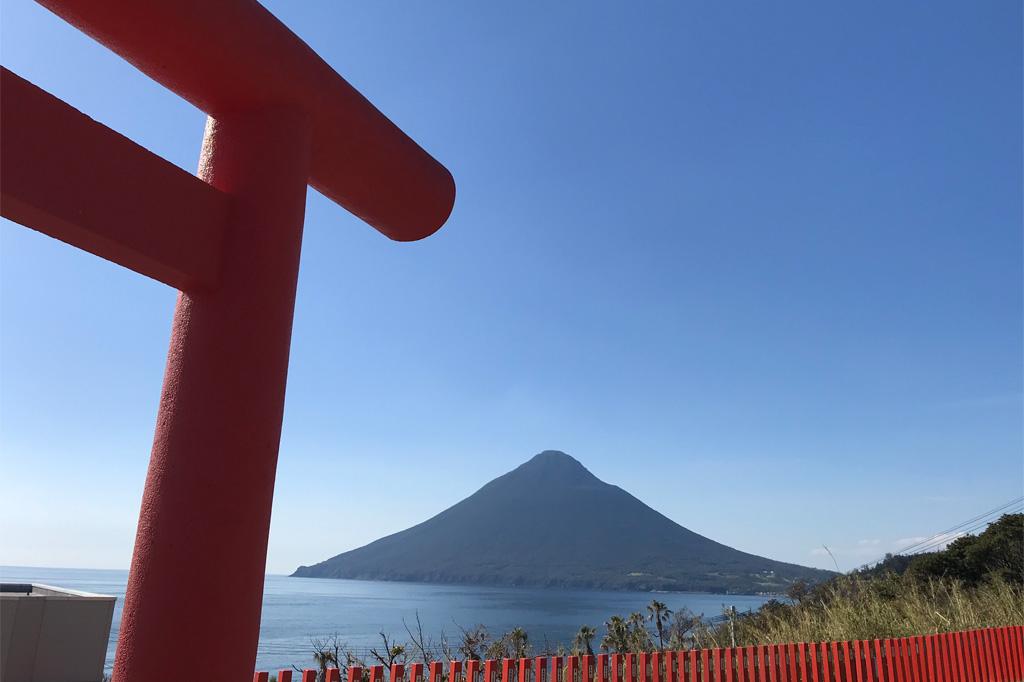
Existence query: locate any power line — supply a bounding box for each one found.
[890,496,1022,556]
[902,503,1023,556]
[902,507,1022,557]
[856,496,1023,571]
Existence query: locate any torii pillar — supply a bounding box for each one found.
[0,2,455,680]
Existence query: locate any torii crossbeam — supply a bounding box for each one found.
[0,2,455,680]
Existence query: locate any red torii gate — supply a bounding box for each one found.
[1,2,455,680]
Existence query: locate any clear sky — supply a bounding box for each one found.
[1,1,1021,575]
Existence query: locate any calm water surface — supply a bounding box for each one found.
[1,566,773,675]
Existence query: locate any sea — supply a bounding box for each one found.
[0,566,775,675]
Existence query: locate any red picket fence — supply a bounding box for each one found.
[254,624,1024,682]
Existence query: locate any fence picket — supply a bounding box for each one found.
[1012,626,1024,679]
[945,632,958,682]
[1003,626,1017,681]
[999,627,1011,681]
[571,658,583,682]
[520,657,532,682]
[991,628,1004,682]
[941,633,953,682]
[980,629,995,681]
[962,630,978,675]
[954,631,968,682]
[742,648,752,682]
[998,627,1012,681]
[819,642,831,682]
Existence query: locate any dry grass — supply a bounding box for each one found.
[691,575,1024,648]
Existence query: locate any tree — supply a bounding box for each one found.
[306,634,364,682]
[665,609,701,651]
[627,613,653,652]
[485,627,531,660]
[369,632,407,668]
[600,615,629,653]
[508,628,530,658]
[646,600,673,650]
[573,625,596,656]
[457,624,491,661]
[909,514,1023,585]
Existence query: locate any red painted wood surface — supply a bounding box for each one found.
[0,68,229,291]
[598,654,609,682]
[35,0,455,241]
[567,656,579,682]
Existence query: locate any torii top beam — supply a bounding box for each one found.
[37,0,456,242]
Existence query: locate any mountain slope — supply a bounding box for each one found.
[292,451,834,593]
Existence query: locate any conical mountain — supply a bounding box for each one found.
[292,451,833,592]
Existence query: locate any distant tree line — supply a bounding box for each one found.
[856,512,1022,586]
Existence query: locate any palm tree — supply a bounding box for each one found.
[508,627,530,658]
[647,600,673,650]
[627,612,653,652]
[573,625,596,656]
[601,615,629,653]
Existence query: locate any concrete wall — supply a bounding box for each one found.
[0,584,115,682]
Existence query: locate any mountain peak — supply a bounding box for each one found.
[511,450,598,482]
[527,450,581,466]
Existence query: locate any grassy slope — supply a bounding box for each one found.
[688,514,1024,648]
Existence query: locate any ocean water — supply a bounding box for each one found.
[0,566,774,675]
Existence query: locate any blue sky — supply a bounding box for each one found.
[1,1,1020,575]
